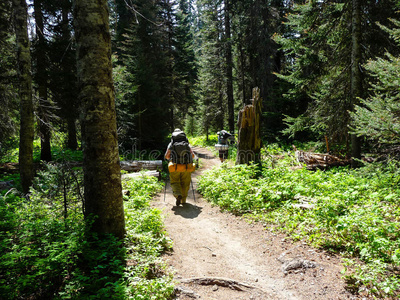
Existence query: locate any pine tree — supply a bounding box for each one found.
[230,0,285,139]
[196,0,225,136]
[116,0,197,149]
[351,19,400,148]
[173,0,198,130]
[47,0,79,150]
[124,0,171,149]
[0,0,18,149]
[275,0,399,153]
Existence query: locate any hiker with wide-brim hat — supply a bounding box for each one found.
[164,129,196,206]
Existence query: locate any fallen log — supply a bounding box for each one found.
[0,163,21,174]
[121,170,160,180]
[120,160,162,172]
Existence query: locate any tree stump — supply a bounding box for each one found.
[236,87,262,164]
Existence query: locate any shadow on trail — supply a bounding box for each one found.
[172,203,203,219]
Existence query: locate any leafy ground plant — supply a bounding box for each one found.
[0,166,174,300]
[197,146,400,298]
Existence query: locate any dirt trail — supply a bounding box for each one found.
[152,147,364,300]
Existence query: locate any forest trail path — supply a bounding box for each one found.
[152,147,361,300]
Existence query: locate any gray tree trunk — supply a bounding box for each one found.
[351,0,362,164]
[61,1,78,150]
[74,0,125,238]
[34,0,52,162]
[224,0,234,134]
[12,0,34,194]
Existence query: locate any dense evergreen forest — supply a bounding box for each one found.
[2,0,400,167]
[1,0,400,298]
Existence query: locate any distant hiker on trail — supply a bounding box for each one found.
[215,130,235,162]
[165,129,196,206]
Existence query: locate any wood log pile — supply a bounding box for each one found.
[294,146,351,170]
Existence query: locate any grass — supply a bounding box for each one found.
[197,144,400,298]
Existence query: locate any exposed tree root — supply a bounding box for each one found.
[180,277,261,292]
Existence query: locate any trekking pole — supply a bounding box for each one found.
[191,178,196,202]
[164,178,167,202]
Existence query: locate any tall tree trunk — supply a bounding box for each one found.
[166,0,175,132]
[239,43,247,106]
[217,82,224,131]
[66,117,78,150]
[34,0,51,161]
[351,0,362,164]
[62,1,78,150]
[13,0,34,194]
[74,0,125,238]
[224,0,234,134]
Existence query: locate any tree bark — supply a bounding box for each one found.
[34,0,52,162]
[351,0,362,165]
[12,0,34,194]
[66,117,78,150]
[217,81,224,131]
[224,0,234,134]
[61,1,78,150]
[74,0,125,238]
[236,87,262,165]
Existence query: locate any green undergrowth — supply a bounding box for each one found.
[189,134,218,147]
[0,165,173,299]
[1,135,84,164]
[197,145,400,298]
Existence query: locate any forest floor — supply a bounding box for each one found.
[152,147,368,300]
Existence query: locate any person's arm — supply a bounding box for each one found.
[165,142,172,160]
[190,146,197,160]
[165,148,171,160]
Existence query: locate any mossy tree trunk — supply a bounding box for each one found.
[236,87,262,165]
[12,0,34,194]
[74,0,125,238]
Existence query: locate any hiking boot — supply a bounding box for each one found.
[176,195,182,206]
